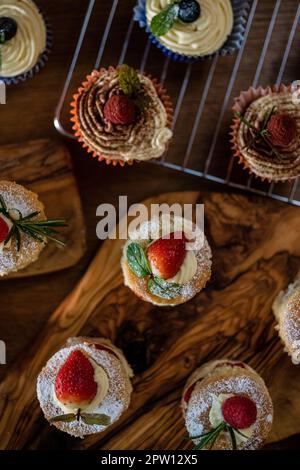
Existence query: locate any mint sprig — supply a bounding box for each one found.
[117,64,151,111]
[126,241,183,300]
[150,2,180,37]
[50,412,111,426]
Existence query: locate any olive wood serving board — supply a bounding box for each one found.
[0,191,299,450]
[0,139,86,278]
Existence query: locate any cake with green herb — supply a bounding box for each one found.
[0,180,66,276]
[71,65,173,166]
[121,213,212,306]
[231,85,300,181]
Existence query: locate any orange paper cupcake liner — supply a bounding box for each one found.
[70,67,173,167]
[230,83,294,182]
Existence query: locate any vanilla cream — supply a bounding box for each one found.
[146,0,233,56]
[0,0,46,78]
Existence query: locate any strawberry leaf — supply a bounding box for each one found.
[150,3,179,37]
[148,276,182,299]
[50,413,77,423]
[80,413,111,426]
[126,242,152,278]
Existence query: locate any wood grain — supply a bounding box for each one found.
[0,139,86,278]
[0,191,299,450]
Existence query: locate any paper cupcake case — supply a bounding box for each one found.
[0,12,52,85]
[230,83,295,182]
[70,67,174,167]
[134,0,250,63]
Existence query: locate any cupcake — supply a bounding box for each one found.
[182,359,273,450]
[272,278,300,364]
[134,0,249,62]
[71,64,173,166]
[231,84,300,181]
[0,0,50,84]
[0,180,66,276]
[37,337,134,438]
[121,213,212,306]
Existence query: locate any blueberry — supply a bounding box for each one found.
[0,17,18,42]
[178,0,201,23]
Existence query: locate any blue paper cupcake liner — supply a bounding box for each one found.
[0,10,52,85]
[134,0,250,63]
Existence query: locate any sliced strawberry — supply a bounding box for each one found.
[222,395,257,429]
[93,343,119,359]
[0,216,10,243]
[147,231,187,280]
[54,350,97,407]
[183,383,196,404]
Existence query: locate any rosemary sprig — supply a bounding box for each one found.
[190,422,248,450]
[235,106,285,161]
[0,195,67,251]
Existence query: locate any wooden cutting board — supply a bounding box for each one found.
[0,191,300,450]
[0,139,86,278]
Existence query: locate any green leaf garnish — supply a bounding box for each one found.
[80,413,111,426]
[190,422,245,450]
[50,413,77,423]
[126,242,152,278]
[148,276,182,299]
[118,64,141,97]
[150,3,180,37]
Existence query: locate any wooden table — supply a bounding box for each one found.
[0,0,299,450]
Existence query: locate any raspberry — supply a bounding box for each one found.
[267,114,297,148]
[0,216,10,243]
[221,395,257,429]
[104,95,136,125]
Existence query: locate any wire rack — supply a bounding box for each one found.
[54,0,300,206]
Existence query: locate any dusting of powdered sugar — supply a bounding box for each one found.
[36,337,133,438]
[183,360,273,450]
[0,181,46,276]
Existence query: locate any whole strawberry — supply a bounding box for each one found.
[104,95,136,125]
[221,395,257,429]
[54,350,98,407]
[0,216,10,244]
[267,114,297,148]
[147,231,187,280]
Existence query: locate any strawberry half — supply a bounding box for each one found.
[221,395,257,429]
[54,350,98,407]
[0,216,10,243]
[147,231,187,280]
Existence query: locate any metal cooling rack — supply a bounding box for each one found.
[54,0,300,206]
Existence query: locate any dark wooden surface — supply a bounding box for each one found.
[0,0,299,450]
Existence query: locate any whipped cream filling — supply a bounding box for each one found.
[0,0,47,78]
[53,356,109,414]
[167,248,197,284]
[209,393,254,445]
[0,214,13,253]
[146,0,233,56]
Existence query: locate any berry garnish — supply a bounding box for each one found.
[222,395,257,430]
[0,216,10,243]
[0,17,18,42]
[267,114,297,148]
[178,0,201,23]
[94,343,119,359]
[104,95,136,125]
[147,231,187,280]
[183,383,195,403]
[54,350,98,407]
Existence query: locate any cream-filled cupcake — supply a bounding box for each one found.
[37,337,134,438]
[182,360,273,450]
[272,278,300,364]
[121,213,212,306]
[0,180,66,276]
[0,0,50,84]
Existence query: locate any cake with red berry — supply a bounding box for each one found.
[272,277,300,365]
[182,359,273,450]
[0,180,66,276]
[71,64,173,166]
[121,214,212,306]
[37,337,133,438]
[231,84,300,181]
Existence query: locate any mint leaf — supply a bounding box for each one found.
[50,413,77,423]
[126,242,152,278]
[118,64,141,97]
[81,413,111,426]
[150,4,179,37]
[148,276,182,299]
